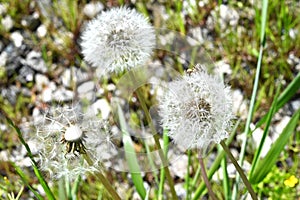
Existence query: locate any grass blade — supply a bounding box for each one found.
[158,129,169,200]
[12,163,44,200]
[71,175,81,200]
[256,72,300,128]
[6,117,56,200]
[58,179,66,200]
[32,164,56,200]
[117,104,146,199]
[232,0,269,198]
[185,149,192,200]
[220,149,230,200]
[249,83,281,177]
[249,108,300,184]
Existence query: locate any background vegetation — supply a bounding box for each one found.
[0,0,299,199]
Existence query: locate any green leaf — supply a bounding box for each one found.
[250,108,300,184]
[117,104,146,199]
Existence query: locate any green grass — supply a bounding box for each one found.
[0,0,300,199]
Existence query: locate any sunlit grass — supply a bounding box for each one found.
[0,0,299,199]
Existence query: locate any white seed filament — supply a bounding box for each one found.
[64,125,83,142]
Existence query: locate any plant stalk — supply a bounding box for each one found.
[130,71,178,200]
[220,141,257,200]
[198,151,218,200]
[83,153,121,200]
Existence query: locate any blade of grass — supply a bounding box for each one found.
[15,185,24,200]
[142,123,159,187]
[249,82,281,177]
[250,108,300,184]
[144,141,159,185]
[185,149,192,200]
[117,104,146,199]
[71,175,81,200]
[12,163,44,200]
[32,165,56,200]
[58,179,66,200]
[158,163,166,200]
[255,72,300,128]
[158,129,169,200]
[232,0,268,198]
[6,117,56,200]
[65,176,71,200]
[191,164,201,190]
[219,147,230,200]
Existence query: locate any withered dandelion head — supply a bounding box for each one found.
[33,104,113,179]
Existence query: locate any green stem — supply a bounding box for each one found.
[221,155,230,200]
[198,151,218,200]
[185,149,191,200]
[192,120,239,200]
[233,0,268,198]
[158,130,169,200]
[158,167,166,200]
[83,153,121,200]
[130,72,178,200]
[220,141,257,200]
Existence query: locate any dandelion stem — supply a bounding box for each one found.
[198,150,218,200]
[220,141,257,200]
[83,153,121,200]
[130,71,178,200]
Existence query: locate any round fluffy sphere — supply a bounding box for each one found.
[80,7,155,74]
[158,65,234,151]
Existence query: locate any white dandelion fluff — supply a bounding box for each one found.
[80,7,155,74]
[33,104,113,179]
[158,65,234,151]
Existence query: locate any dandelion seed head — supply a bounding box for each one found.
[158,65,234,150]
[81,7,155,74]
[33,104,114,180]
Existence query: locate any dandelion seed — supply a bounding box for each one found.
[33,104,114,180]
[80,7,155,74]
[158,65,234,151]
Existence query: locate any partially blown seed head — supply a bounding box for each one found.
[33,104,115,180]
